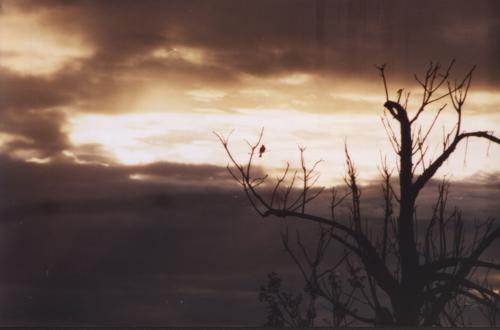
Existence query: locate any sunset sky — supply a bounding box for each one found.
[0,0,499,326]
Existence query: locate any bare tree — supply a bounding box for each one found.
[216,61,500,326]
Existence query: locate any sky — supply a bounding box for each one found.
[0,0,499,326]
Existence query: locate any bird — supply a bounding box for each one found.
[259,144,266,157]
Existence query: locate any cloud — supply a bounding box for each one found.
[0,1,94,76]
[0,157,499,324]
[1,0,499,162]
[0,156,293,325]
[5,0,499,85]
[186,89,226,102]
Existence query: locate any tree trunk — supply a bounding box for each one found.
[394,113,421,326]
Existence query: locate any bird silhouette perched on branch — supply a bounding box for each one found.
[259,144,266,158]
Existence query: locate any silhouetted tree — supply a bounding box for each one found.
[259,272,317,327]
[216,61,500,326]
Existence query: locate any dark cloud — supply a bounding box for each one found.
[0,157,499,325]
[0,68,88,156]
[0,69,74,111]
[9,0,500,84]
[0,109,68,157]
[0,156,298,325]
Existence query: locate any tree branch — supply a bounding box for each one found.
[413,131,500,194]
